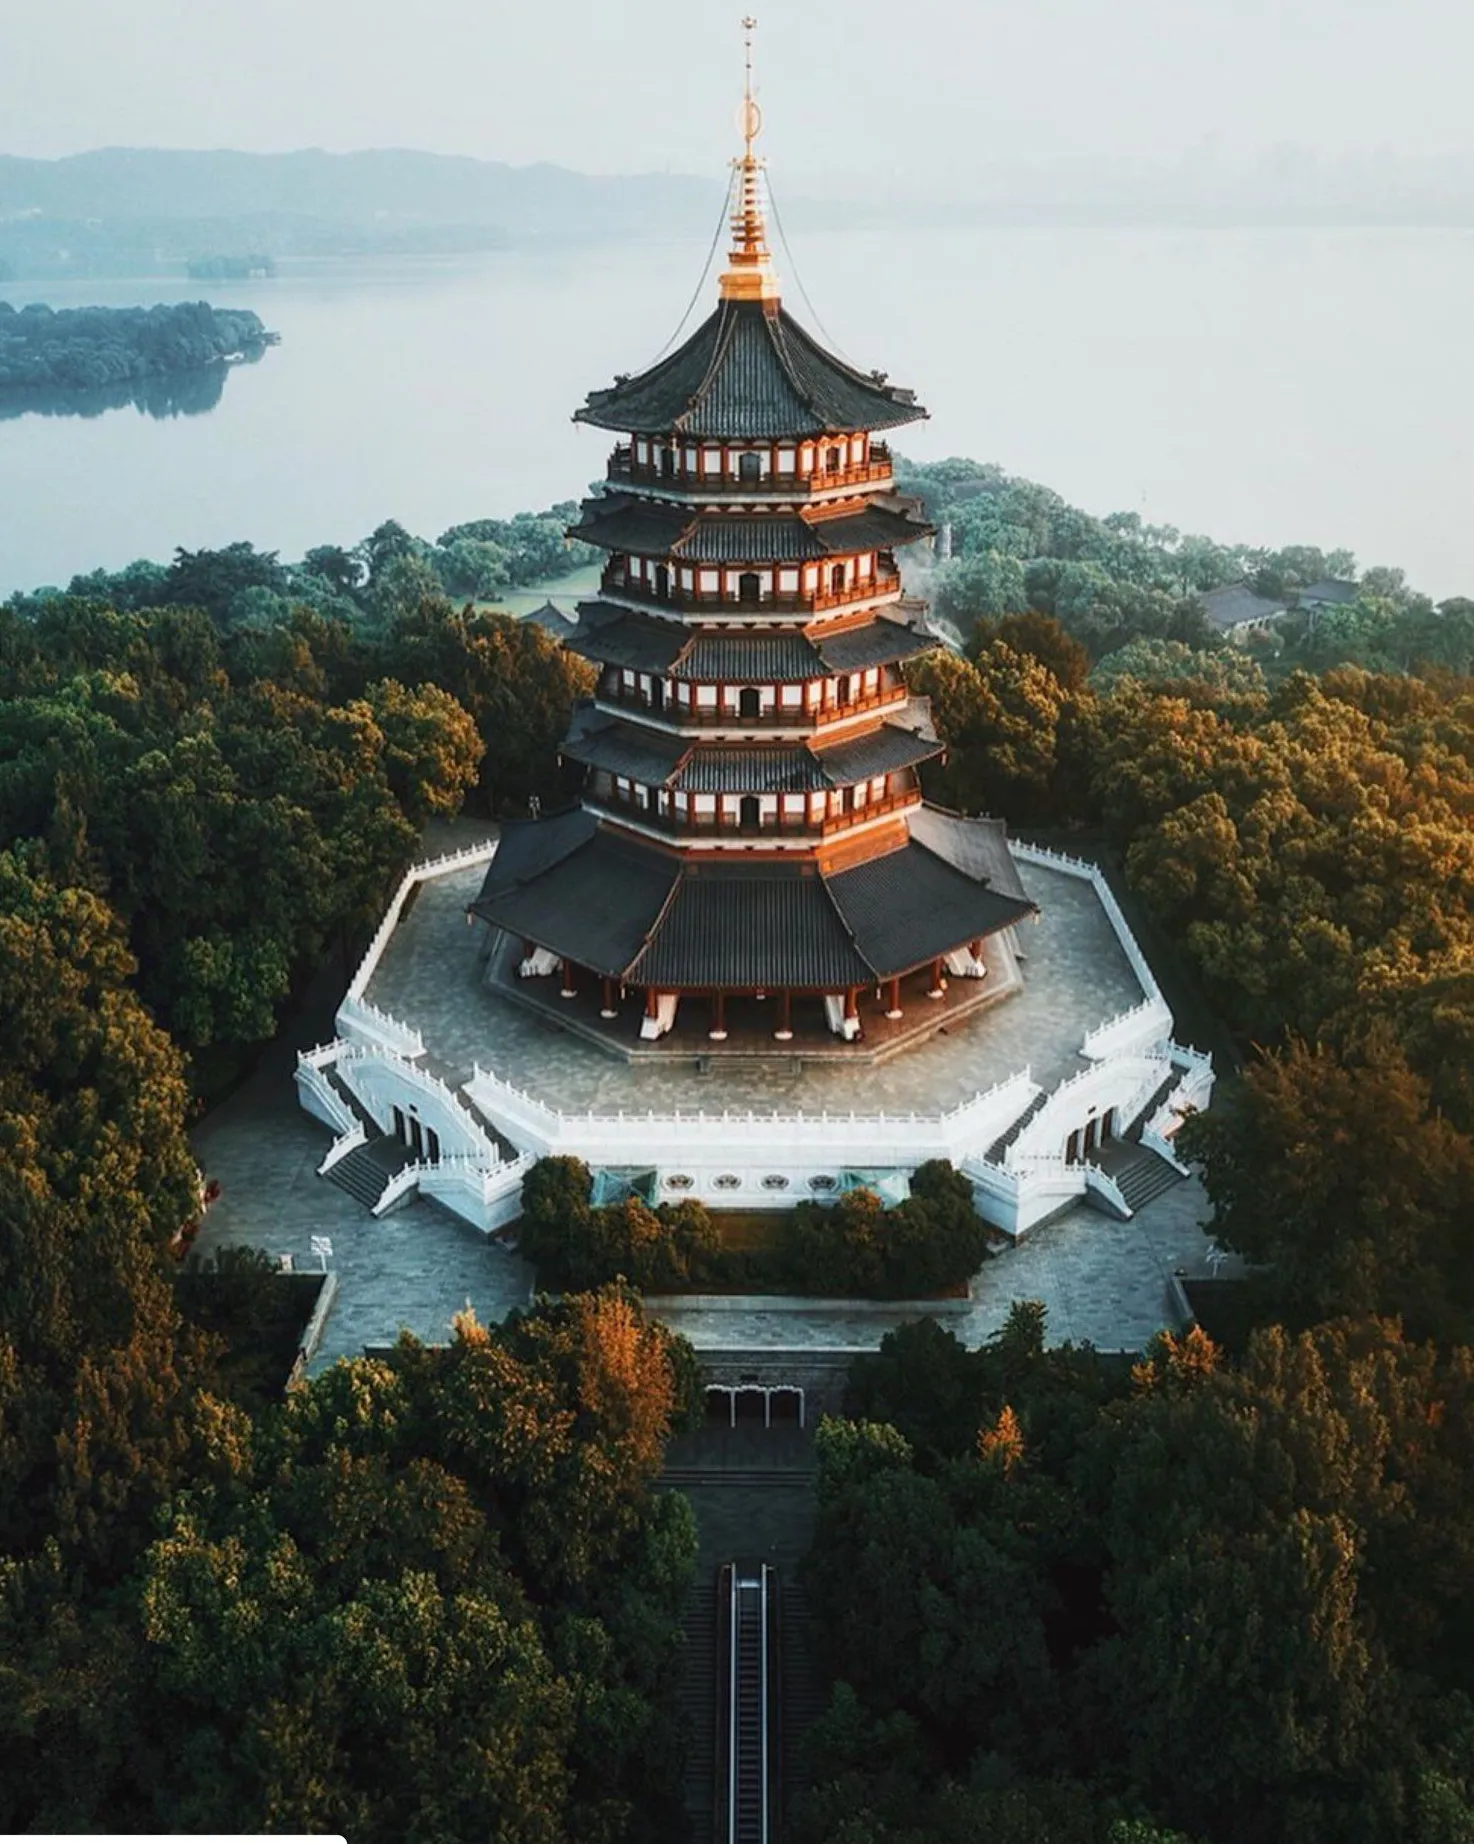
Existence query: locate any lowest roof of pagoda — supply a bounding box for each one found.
[574,297,928,440]
[470,805,1034,990]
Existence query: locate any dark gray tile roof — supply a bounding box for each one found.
[469,825,681,979]
[674,747,827,794]
[1197,582,1287,632]
[569,497,930,564]
[568,607,690,674]
[827,840,1036,979]
[905,807,1031,904]
[562,710,691,785]
[1299,578,1359,606]
[474,807,597,906]
[811,700,941,784]
[676,630,824,680]
[628,865,873,989]
[574,298,928,439]
[523,600,578,636]
[814,614,935,674]
[471,804,1035,987]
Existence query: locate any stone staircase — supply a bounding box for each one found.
[324,1134,411,1211]
[779,1576,827,1816]
[680,1572,719,1844]
[1094,1138,1184,1214]
[984,1089,1051,1163]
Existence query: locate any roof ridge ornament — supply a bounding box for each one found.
[719,16,782,305]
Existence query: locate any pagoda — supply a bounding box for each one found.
[471,33,1036,1048]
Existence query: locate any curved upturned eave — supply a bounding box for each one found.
[572,297,929,439]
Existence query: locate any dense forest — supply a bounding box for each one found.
[3,466,1474,1836]
[0,299,271,392]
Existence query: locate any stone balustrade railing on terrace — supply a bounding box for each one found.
[464,1063,1039,1167]
[1013,840,1163,1005]
[346,837,498,1003]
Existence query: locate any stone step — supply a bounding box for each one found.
[680,1573,720,1844]
[984,1089,1050,1163]
[1102,1142,1185,1214]
[325,1140,395,1209]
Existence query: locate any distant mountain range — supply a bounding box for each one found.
[0,147,724,279]
[4,144,1474,283]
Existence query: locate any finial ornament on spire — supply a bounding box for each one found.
[720,14,781,303]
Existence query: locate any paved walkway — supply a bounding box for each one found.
[190,966,534,1376]
[653,1175,1213,1353]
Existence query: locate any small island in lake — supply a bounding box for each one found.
[0,298,275,396]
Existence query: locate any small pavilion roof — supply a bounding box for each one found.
[573,296,927,439]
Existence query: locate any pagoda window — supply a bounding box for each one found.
[778,567,799,594]
[694,793,716,816]
[700,569,719,594]
[863,668,880,693]
[655,564,672,600]
[782,793,805,822]
[871,776,887,800]
[858,552,873,578]
[738,572,761,604]
[825,445,842,472]
[702,446,721,474]
[738,451,762,485]
[799,443,814,472]
[738,686,761,720]
[683,446,698,471]
[779,684,802,709]
[850,436,864,463]
[853,782,868,808]
[620,669,635,690]
[830,563,848,596]
[696,685,717,709]
[660,447,676,478]
[802,565,819,592]
[739,795,761,830]
[635,438,650,464]
[777,447,796,474]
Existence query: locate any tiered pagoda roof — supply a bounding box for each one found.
[574,296,926,438]
[469,39,1039,1037]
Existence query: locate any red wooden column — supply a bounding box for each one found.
[644,987,659,1021]
[774,990,793,1042]
[560,959,577,999]
[709,991,728,1042]
[927,958,946,999]
[600,976,617,1019]
[885,976,903,1020]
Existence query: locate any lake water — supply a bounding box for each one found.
[2,226,1472,599]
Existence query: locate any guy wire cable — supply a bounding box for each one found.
[641,163,739,369]
[765,170,857,366]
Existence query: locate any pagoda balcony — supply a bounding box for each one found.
[586,785,921,841]
[594,683,909,731]
[608,441,893,499]
[599,564,903,618]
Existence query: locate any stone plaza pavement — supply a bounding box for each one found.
[190,995,535,1375]
[369,856,1144,1115]
[192,1035,1213,1369]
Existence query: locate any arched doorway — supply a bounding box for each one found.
[738,685,761,720]
[739,794,761,830]
[738,451,762,484]
[655,564,671,601]
[738,571,760,604]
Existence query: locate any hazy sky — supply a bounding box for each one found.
[2,0,1471,182]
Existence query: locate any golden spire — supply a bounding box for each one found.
[719,15,781,304]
